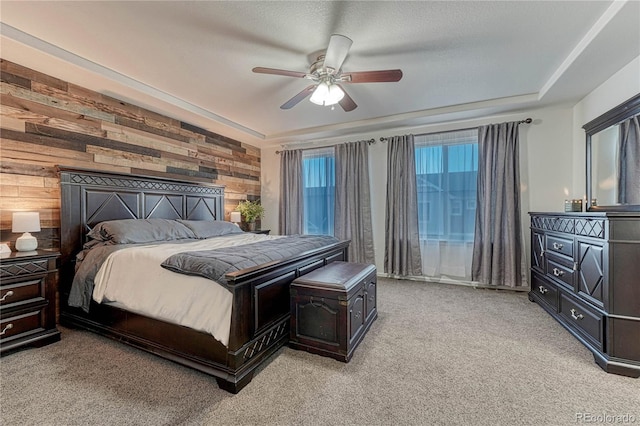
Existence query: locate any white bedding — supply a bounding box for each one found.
[92,233,278,347]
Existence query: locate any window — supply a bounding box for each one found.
[415,129,478,241]
[302,147,335,235]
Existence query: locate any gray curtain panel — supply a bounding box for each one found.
[618,115,640,204]
[472,121,523,287]
[335,140,375,264]
[384,134,422,276]
[279,149,304,235]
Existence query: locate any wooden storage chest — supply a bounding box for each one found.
[290,261,377,362]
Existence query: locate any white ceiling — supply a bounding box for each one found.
[1,1,639,148]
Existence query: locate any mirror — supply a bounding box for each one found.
[585,93,640,211]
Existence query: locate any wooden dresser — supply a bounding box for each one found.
[529,212,640,377]
[0,250,61,355]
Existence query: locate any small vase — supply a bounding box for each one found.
[246,221,256,232]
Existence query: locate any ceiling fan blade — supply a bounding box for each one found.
[280,85,317,109]
[323,34,353,72]
[252,67,307,78]
[342,69,403,83]
[337,85,357,112]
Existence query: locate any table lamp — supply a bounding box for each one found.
[12,212,40,251]
[230,211,242,227]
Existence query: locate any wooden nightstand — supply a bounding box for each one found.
[0,250,61,355]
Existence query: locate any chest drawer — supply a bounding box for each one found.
[558,292,604,351]
[545,254,575,290]
[545,235,574,259]
[1,278,45,308]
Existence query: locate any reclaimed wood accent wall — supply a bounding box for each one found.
[0,59,261,250]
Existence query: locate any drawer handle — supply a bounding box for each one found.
[552,242,563,250]
[570,309,584,321]
[538,286,548,294]
[0,323,13,336]
[0,290,14,302]
[552,268,565,277]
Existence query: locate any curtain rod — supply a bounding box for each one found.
[275,138,375,154]
[379,117,533,142]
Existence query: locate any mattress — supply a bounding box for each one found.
[89,233,279,346]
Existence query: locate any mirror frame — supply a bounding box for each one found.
[584,93,640,212]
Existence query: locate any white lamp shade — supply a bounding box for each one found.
[12,212,40,252]
[230,211,242,223]
[12,212,41,233]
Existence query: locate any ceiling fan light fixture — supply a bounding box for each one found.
[310,82,344,106]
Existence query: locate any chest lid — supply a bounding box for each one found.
[292,261,375,293]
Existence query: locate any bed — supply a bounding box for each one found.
[58,168,349,393]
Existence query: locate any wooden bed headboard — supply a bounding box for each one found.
[58,167,225,287]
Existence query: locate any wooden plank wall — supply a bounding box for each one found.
[0,59,261,250]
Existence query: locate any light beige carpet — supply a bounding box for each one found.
[1,277,638,425]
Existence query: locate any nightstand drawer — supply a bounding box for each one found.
[0,259,49,279]
[559,292,604,351]
[0,308,46,343]
[1,278,45,308]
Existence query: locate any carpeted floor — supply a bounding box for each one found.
[1,277,638,425]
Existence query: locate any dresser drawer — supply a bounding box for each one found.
[0,278,45,308]
[0,308,46,343]
[545,254,575,290]
[531,273,558,311]
[559,292,604,351]
[546,234,574,259]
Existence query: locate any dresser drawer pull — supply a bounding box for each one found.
[570,309,584,321]
[538,286,548,294]
[552,242,564,250]
[0,290,14,302]
[0,323,13,336]
[552,268,565,277]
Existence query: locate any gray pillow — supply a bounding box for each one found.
[177,220,243,239]
[87,219,196,244]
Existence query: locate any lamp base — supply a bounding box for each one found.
[15,232,38,252]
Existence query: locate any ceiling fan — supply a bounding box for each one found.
[252,34,403,112]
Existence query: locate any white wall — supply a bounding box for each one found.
[261,55,640,277]
[571,56,640,197]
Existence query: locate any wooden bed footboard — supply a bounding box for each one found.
[58,168,349,393]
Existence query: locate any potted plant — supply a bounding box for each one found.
[235,200,265,231]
